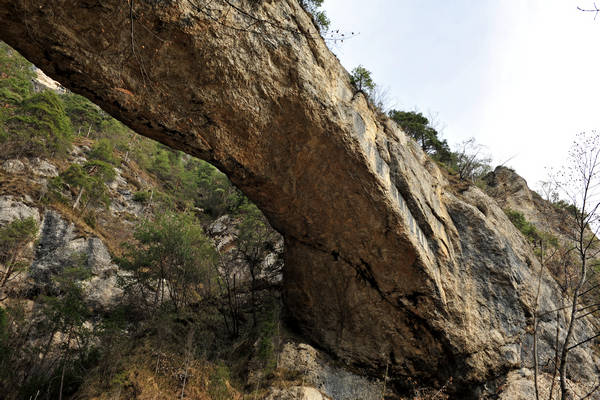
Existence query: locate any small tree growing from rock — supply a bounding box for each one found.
[350,65,376,95]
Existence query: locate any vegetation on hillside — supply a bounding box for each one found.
[0,217,37,290]
[348,65,493,185]
[0,42,284,400]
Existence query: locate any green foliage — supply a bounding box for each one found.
[140,145,246,216]
[39,265,92,330]
[133,190,152,204]
[49,163,112,209]
[350,65,376,93]
[236,203,278,265]
[388,110,453,163]
[196,161,246,217]
[83,211,97,228]
[0,216,37,263]
[504,209,541,243]
[552,199,579,217]
[148,145,174,180]
[62,92,106,132]
[256,307,278,375]
[0,263,94,399]
[89,138,118,165]
[233,203,281,329]
[208,363,232,400]
[0,216,38,287]
[1,90,73,159]
[0,42,34,106]
[298,0,330,32]
[62,92,129,142]
[0,41,288,400]
[119,211,217,314]
[84,159,117,182]
[0,307,7,354]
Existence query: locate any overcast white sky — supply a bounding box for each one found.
[323,0,600,191]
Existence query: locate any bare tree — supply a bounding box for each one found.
[577,3,600,18]
[453,137,492,182]
[542,132,600,400]
[233,205,282,328]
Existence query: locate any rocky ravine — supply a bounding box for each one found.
[1,0,598,397]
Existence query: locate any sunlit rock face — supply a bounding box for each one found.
[1,0,598,396]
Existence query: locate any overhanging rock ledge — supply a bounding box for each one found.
[1,0,598,396]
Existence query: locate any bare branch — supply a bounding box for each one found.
[567,331,600,351]
[581,382,600,400]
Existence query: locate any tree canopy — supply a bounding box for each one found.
[388,110,452,163]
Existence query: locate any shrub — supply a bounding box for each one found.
[133,190,152,204]
[51,163,112,210]
[0,216,38,287]
[389,110,452,164]
[0,42,35,105]
[504,209,540,242]
[83,159,116,183]
[2,90,73,159]
[89,139,118,165]
[118,212,218,314]
[208,363,232,400]
[62,93,129,142]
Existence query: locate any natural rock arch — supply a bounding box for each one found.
[1,0,598,395]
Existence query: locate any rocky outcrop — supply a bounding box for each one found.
[484,167,550,228]
[277,342,382,400]
[265,386,329,400]
[31,210,122,308]
[1,1,598,396]
[0,195,40,226]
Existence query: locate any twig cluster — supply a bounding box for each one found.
[577,2,600,19]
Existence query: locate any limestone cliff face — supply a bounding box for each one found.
[0,1,598,396]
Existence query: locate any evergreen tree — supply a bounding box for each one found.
[388,110,452,163]
[2,90,73,159]
[298,0,330,32]
[350,65,376,94]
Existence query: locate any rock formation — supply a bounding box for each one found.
[1,1,598,396]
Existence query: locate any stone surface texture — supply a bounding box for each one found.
[277,342,382,400]
[0,195,40,226]
[1,1,598,396]
[265,386,329,400]
[30,210,122,308]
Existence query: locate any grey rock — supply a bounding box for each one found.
[0,195,40,226]
[28,158,58,177]
[30,210,121,308]
[278,342,382,400]
[265,387,328,400]
[72,156,88,165]
[1,159,25,174]
[208,215,231,236]
[108,168,127,190]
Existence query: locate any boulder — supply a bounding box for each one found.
[0,195,40,226]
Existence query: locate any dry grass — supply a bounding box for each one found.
[0,173,43,200]
[77,341,242,400]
